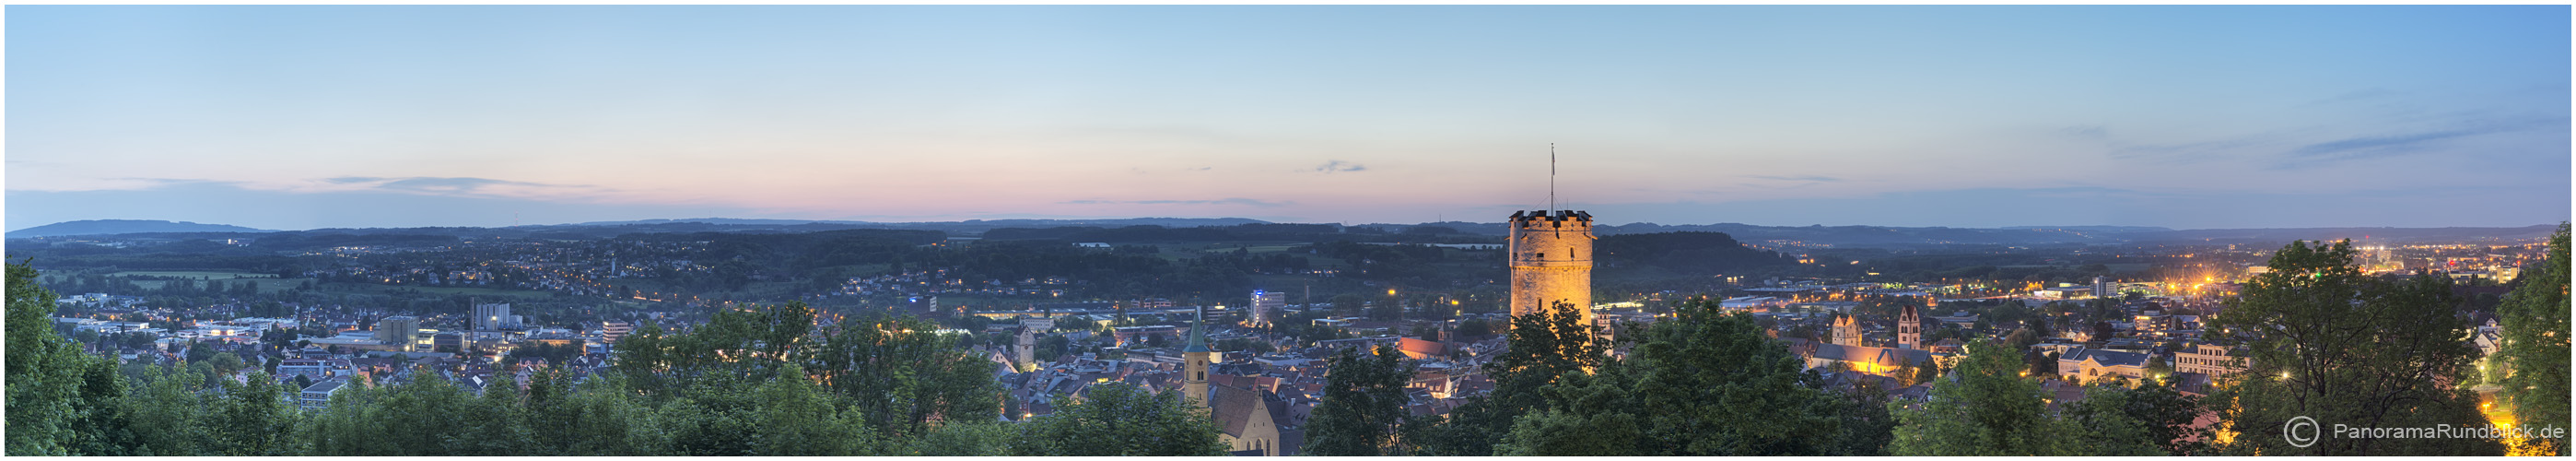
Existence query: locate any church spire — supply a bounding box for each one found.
[1182,304,1212,408]
[1185,304,1211,353]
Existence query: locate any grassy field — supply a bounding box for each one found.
[395,286,556,298]
[109,271,281,279]
[326,283,556,299]
[156,278,318,294]
[37,271,315,294]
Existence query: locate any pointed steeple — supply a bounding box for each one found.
[1184,304,1211,353]
[1182,304,1212,408]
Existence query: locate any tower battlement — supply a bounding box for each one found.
[1508,209,1595,228]
[1508,209,1596,331]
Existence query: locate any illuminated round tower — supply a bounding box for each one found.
[1508,209,1595,332]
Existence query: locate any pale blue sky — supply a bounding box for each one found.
[8,6,2568,230]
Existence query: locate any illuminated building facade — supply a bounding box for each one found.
[1247,290,1282,327]
[1508,209,1595,334]
[1831,313,1861,347]
[1896,300,1923,349]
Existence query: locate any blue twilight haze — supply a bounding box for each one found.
[6,6,2568,230]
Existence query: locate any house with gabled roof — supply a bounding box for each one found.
[2058,347,2151,384]
[1208,384,1285,455]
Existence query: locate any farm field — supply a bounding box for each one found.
[108,270,281,279]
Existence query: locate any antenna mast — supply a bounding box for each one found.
[1550,143,1557,212]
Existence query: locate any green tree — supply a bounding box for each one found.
[2050,384,2172,456]
[210,371,300,455]
[2207,240,2500,455]
[1303,345,1418,455]
[303,367,491,455]
[811,313,1002,440]
[1831,377,1898,456]
[1007,383,1229,455]
[6,261,106,455]
[1035,334,1071,361]
[1493,370,1644,455]
[67,359,139,455]
[748,364,877,455]
[1889,339,2065,455]
[654,395,755,455]
[547,374,663,455]
[1424,301,1607,455]
[123,364,211,456]
[1494,301,1859,455]
[207,352,246,377]
[2498,223,2570,455]
[451,376,535,455]
[2067,378,2205,455]
[905,420,1016,455]
[612,303,1001,452]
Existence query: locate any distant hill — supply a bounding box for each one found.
[2123,225,2562,245]
[1998,225,2174,233]
[6,219,270,238]
[556,217,1271,235]
[1596,231,1797,274]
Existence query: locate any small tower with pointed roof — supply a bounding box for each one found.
[1897,297,1926,349]
[1183,305,1212,408]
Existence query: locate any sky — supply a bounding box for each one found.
[7,6,2570,231]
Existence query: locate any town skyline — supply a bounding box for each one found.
[8,6,2569,231]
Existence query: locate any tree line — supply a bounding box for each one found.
[4,260,1233,455]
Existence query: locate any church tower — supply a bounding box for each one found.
[1182,306,1212,408]
[1508,209,1595,334]
[1013,325,1037,372]
[1831,313,1861,347]
[1896,297,1926,349]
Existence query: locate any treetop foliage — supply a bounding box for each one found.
[2497,223,2570,455]
[2205,239,2500,455]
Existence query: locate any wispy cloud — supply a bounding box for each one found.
[2059,124,2109,140]
[1311,160,1366,173]
[2287,130,2484,160]
[2108,138,2266,161]
[100,177,251,189]
[318,176,603,198]
[2281,115,2568,164]
[1061,197,1293,207]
